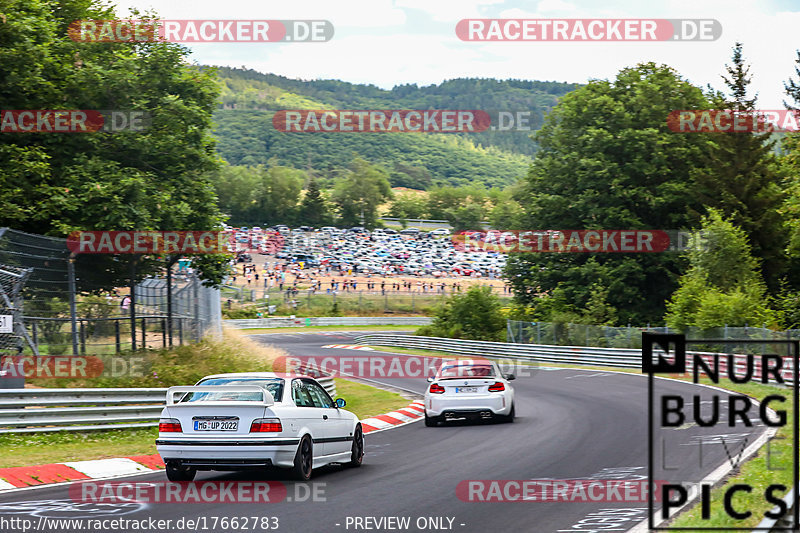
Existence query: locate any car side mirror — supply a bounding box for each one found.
[504,373,516,381]
[426,376,434,382]
[335,398,346,408]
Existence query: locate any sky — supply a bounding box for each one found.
[113,0,800,108]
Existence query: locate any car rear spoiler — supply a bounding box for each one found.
[166,385,275,406]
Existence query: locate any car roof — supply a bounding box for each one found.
[199,372,287,380]
[440,359,494,367]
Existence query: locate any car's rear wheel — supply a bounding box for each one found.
[501,403,515,423]
[165,462,196,482]
[424,412,439,427]
[292,435,313,480]
[348,425,364,467]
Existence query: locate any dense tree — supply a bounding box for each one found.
[387,193,428,220]
[506,63,713,324]
[691,43,785,289]
[332,158,392,227]
[0,0,228,285]
[780,50,800,292]
[213,164,304,225]
[298,177,330,226]
[665,210,775,330]
[417,286,506,341]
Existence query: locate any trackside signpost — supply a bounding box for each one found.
[642,332,799,530]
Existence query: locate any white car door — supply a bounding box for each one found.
[290,379,330,457]
[304,380,351,456]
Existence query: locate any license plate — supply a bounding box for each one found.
[455,387,478,393]
[193,420,238,431]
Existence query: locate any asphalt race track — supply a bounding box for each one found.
[0,332,773,533]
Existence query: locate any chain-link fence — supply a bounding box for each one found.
[0,229,221,383]
[506,319,800,351]
[221,284,513,317]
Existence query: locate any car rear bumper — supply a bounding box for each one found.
[167,458,274,470]
[156,438,300,469]
[426,396,510,417]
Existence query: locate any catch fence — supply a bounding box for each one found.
[0,229,221,385]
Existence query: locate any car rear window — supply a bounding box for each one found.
[181,378,284,402]
[438,364,496,379]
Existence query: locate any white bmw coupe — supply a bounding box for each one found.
[156,372,363,481]
[424,359,515,426]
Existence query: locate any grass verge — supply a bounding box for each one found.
[27,328,286,388]
[332,378,411,420]
[0,427,159,468]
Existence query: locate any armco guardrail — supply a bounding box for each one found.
[0,377,336,434]
[356,333,643,368]
[754,486,796,531]
[225,317,432,329]
[354,334,796,385]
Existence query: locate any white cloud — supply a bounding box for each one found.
[536,0,577,14]
[113,0,800,109]
[114,0,407,28]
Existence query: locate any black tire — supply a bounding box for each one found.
[165,462,196,482]
[502,404,515,423]
[424,412,439,427]
[292,435,313,480]
[347,425,364,467]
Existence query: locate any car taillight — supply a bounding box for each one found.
[159,418,182,432]
[250,418,282,433]
[429,383,445,394]
[488,382,505,392]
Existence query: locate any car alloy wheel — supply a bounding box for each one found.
[348,425,364,467]
[292,435,313,480]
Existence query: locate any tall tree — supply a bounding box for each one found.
[298,176,329,226]
[665,210,775,330]
[506,63,712,324]
[692,43,785,289]
[780,49,800,291]
[0,0,228,285]
[332,158,392,227]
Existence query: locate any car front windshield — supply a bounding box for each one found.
[437,364,496,379]
[180,378,284,403]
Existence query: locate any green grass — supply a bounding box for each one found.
[332,378,411,420]
[25,329,284,388]
[223,291,513,318]
[0,427,160,468]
